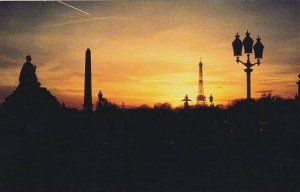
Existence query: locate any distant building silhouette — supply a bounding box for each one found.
[197,58,206,105]
[84,48,93,112]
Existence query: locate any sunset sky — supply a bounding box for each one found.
[0,1,299,108]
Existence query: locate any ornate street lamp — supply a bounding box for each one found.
[254,36,264,61]
[232,30,264,100]
[232,33,243,57]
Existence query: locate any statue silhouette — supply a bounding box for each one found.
[209,94,214,107]
[96,90,108,109]
[98,91,103,103]
[95,90,118,112]
[19,55,40,88]
[181,94,192,109]
[2,55,60,114]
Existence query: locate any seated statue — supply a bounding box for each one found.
[2,55,61,114]
[19,55,40,88]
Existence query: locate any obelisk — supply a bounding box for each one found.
[84,48,92,112]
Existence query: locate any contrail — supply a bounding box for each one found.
[40,16,129,28]
[57,1,91,16]
[18,53,25,59]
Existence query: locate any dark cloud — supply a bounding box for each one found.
[259,79,295,86]
[0,41,27,69]
[0,58,20,68]
[287,56,300,66]
[255,90,274,94]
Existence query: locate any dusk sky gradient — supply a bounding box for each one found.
[0,1,299,108]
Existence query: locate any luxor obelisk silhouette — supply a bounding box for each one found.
[84,48,92,112]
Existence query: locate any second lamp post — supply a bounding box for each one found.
[232,30,264,100]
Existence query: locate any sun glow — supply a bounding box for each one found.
[0,1,299,109]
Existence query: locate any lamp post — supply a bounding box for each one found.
[296,73,300,101]
[232,31,264,100]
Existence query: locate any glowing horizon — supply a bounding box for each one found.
[0,1,299,109]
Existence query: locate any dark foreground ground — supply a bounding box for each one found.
[0,99,299,192]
